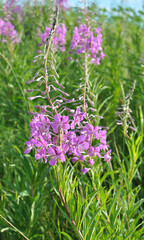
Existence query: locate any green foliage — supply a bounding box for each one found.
[0,1,144,239]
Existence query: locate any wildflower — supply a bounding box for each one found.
[81,168,90,174]
[24,4,111,174]
[88,159,94,165]
[24,107,111,173]
[29,114,51,139]
[48,146,66,166]
[35,149,47,163]
[56,0,69,9]
[0,18,19,43]
[88,146,101,158]
[70,24,105,64]
[40,24,67,52]
[51,114,70,133]
[71,156,78,162]
[71,107,86,129]
[4,0,23,21]
[116,80,137,137]
[24,138,42,154]
[104,150,112,163]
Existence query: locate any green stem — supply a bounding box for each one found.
[83,52,91,125]
[55,166,84,240]
[83,52,88,113]
[0,214,29,240]
[58,188,84,240]
[44,5,59,115]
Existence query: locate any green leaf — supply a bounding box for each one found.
[59,232,73,240]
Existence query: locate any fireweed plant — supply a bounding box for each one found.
[4,0,23,22]
[38,23,67,53]
[25,7,111,175]
[0,1,22,44]
[24,3,111,239]
[0,18,19,43]
[1,1,144,239]
[116,80,137,139]
[56,0,69,9]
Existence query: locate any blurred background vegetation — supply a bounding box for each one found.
[0,0,144,239]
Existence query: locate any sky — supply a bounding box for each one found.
[69,0,144,11]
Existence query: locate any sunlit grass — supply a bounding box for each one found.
[0,1,144,239]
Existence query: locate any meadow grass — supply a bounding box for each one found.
[0,1,144,239]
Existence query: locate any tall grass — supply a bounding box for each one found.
[0,1,144,239]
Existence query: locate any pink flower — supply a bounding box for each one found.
[104,150,112,163]
[39,24,67,52]
[70,24,105,65]
[71,107,86,129]
[35,149,47,163]
[0,18,19,43]
[51,114,70,133]
[56,0,69,9]
[48,146,66,166]
[24,110,111,173]
[81,168,90,174]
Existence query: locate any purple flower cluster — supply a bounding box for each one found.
[56,0,69,9]
[0,18,19,43]
[24,107,111,174]
[70,24,105,65]
[40,24,67,52]
[4,0,23,21]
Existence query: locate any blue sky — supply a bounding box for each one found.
[69,0,144,11]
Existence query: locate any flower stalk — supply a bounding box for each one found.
[83,52,88,113]
[58,188,84,240]
[25,1,111,236]
[0,214,29,240]
[83,51,92,125]
[44,5,59,114]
